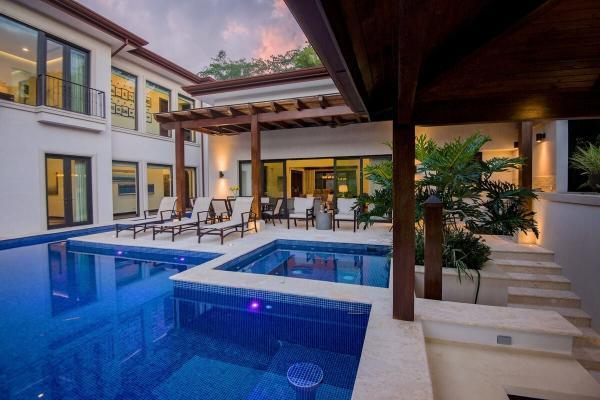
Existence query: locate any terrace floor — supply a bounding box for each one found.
[73,221,600,400]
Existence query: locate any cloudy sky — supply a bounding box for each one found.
[79,0,307,73]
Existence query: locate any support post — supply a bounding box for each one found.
[424,195,443,300]
[250,114,261,218]
[175,123,186,216]
[392,122,416,321]
[519,121,533,210]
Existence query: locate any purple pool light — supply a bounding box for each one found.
[117,250,123,255]
[179,257,185,262]
[248,300,261,312]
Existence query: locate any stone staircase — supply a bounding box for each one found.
[492,247,600,383]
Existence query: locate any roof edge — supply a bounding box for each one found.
[183,66,330,96]
[40,0,149,47]
[128,47,213,85]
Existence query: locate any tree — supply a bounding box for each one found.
[198,43,322,80]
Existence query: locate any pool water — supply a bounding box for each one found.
[217,240,391,288]
[0,238,370,399]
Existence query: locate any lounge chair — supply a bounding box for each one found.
[333,198,359,232]
[115,196,177,238]
[262,198,284,225]
[287,197,315,230]
[198,196,256,244]
[210,199,230,223]
[151,197,212,241]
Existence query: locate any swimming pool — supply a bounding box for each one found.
[0,236,370,399]
[216,239,391,288]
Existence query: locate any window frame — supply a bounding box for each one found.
[112,160,140,219]
[145,80,171,137]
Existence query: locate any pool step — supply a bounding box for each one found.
[491,249,555,262]
[573,346,600,371]
[507,303,592,327]
[575,327,600,347]
[506,272,571,290]
[507,287,581,308]
[495,259,562,275]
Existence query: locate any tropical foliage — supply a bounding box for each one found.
[357,133,539,273]
[570,142,600,191]
[198,44,322,80]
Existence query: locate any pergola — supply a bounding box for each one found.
[155,93,368,217]
[284,0,600,321]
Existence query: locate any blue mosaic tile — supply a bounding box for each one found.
[0,224,115,250]
[215,239,391,288]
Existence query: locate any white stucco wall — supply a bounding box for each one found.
[534,195,600,331]
[205,121,520,198]
[0,1,203,235]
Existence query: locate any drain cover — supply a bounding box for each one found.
[287,362,324,390]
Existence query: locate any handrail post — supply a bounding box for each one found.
[424,195,443,300]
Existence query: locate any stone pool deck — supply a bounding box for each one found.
[74,222,600,400]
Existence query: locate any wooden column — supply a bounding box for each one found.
[250,114,261,217]
[392,122,416,321]
[519,121,533,210]
[175,123,186,216]
[424,195,443,300]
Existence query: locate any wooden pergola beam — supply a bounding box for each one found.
[159,104,355,130]
[250,114,261,218]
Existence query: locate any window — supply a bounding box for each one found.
[145,81,170,136]
[111,68,137,130]
[0,15,100,115]
[0,15,38,105]
[178,94,196,142]
[46,155,92,229]
[147,164,172,211]
[112,161,138,219]
[568,120,600,192]
[185,167,197,209]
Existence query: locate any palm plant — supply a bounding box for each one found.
[570,143,600,192]
[357,132,539,273]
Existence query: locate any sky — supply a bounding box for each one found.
[79,0,307,73]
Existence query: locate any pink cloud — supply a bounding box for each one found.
[222,20,249,41]
[254,25,305,59]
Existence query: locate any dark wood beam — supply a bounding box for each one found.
[424,196,443,301]
[294,99,307,111]
[519,121,534,211]
[414,92,600,125]
[174,123,186,215]
[270,101,285,113]
[418,1,556,93]
[228,106,246,117]
[393,122,416,321]
[318,95,328,109]
[251,114,261,218]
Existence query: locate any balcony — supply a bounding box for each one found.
[41,74,105,118]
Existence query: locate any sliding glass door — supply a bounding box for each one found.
[46,155,92,229]
[334,158,361,198]
[262,161,285,199]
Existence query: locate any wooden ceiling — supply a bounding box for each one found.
[155,94,368,135]
[285,0,600,125]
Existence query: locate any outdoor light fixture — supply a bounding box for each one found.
[536,132,546,143]
[514,141,519,149]
[218,170,224,178]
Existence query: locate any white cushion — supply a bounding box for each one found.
[289,212,311,219]
[337,198,356,214]
[293,197,313,212]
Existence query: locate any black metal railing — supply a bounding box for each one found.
[41,75,105,118]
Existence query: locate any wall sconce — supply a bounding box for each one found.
[218,171,224,178]
[514,141,519,149]
[535,132,546,143]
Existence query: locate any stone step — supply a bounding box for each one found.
[575,327,600,348]
[506,272,571,290]
[494,259,563,275]
[573,346,600,371]
[507,303,592,327]
[508,287,581,308]
[491,249,554,262]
